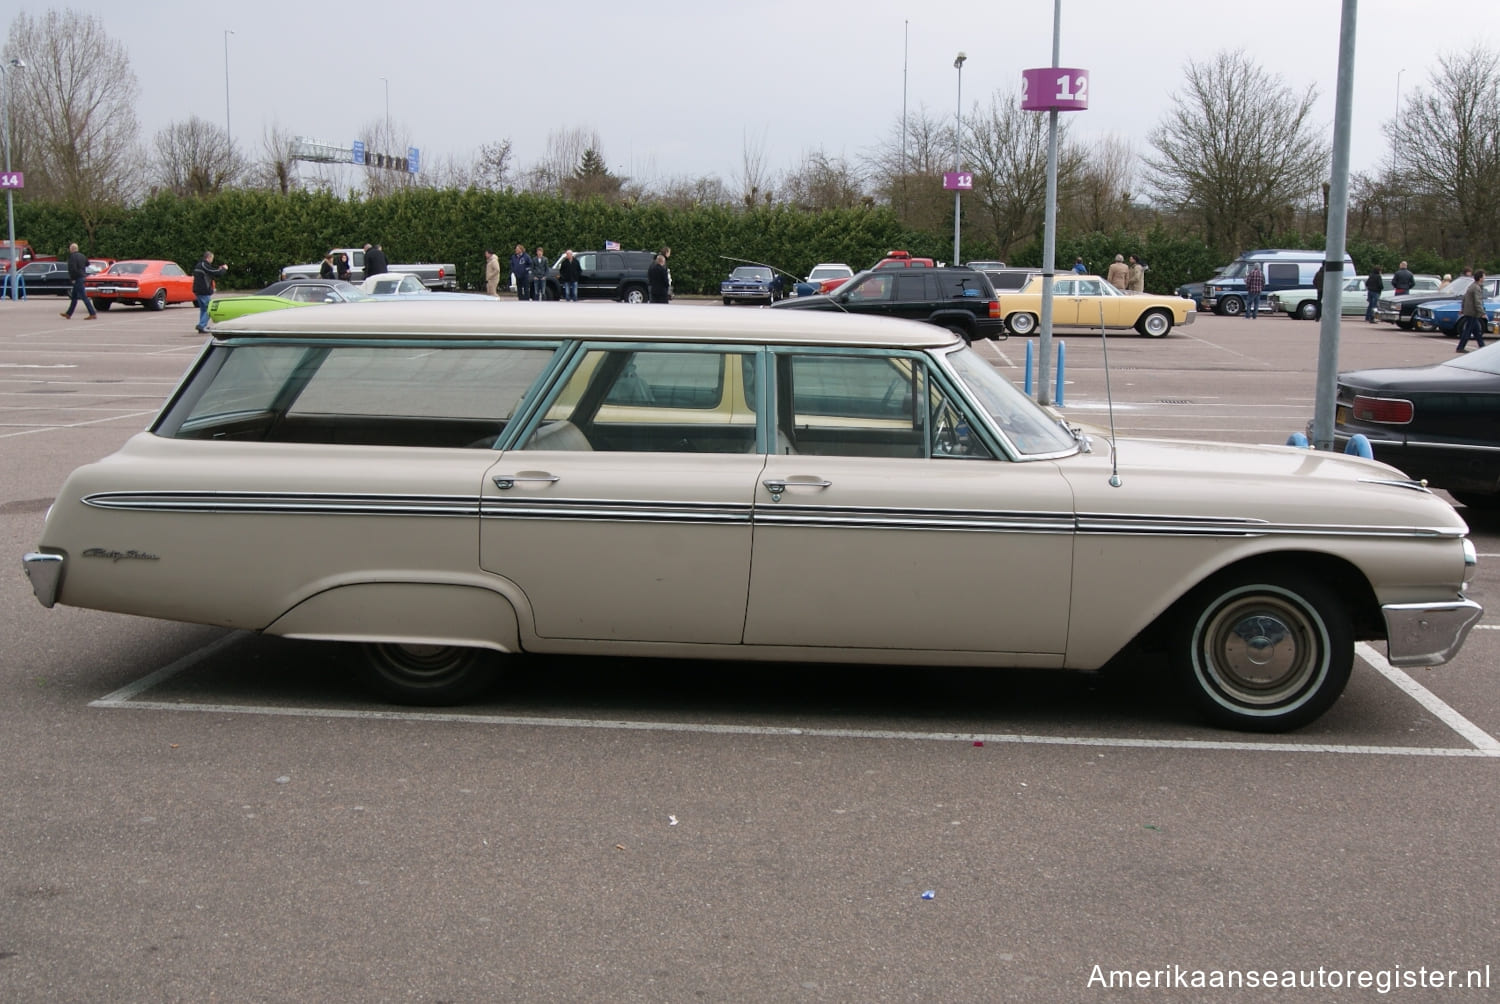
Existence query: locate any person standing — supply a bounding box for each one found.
[1106,254,1129,290]
[336,253,351,282]
[484,250,502,297]
[556,249,582,302]
[192,251,228,334]
[60,243,97,320]
[1244,262,1264,319]
[509,244,531,300]
[1313,264,1325,309]
[1072,256,1087,274]
[365,243,389,278]
[319,253,336,280]
[1392,260,1415,298]
[528,247,550,301]
[648,253,671,303]
[1364,266,1384,323]
[1127,255,1145,293]
[1457,270,1488,352]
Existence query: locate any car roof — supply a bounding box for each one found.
[213,301,961,349]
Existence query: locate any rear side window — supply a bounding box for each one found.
[1265,263,1301,285]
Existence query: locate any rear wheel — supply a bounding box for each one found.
[146,288,167,311]
[359,642,499,706]
[1136,309,1173,338]
[1171,568,1352,732]
[623,285,647,304]
[93,300,112,311]
[1006,312,1037,336]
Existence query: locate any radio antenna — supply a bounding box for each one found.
[1099,302,1122,487]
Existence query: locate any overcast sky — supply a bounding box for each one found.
[15,0,1497,193]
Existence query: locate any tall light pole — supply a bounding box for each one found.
[223,29,234,143]
[952,51,966,265]
[2,57,23,302]
[1393,67,1405,159]
[381,76,390,137]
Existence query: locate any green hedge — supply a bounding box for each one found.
[11,189,1492,294]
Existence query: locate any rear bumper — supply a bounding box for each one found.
[1381,597,1483,667]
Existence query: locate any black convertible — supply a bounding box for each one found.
[1334,342,1500,508]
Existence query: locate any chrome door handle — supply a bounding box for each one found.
[493,474,560,490]
[762,477,831,501]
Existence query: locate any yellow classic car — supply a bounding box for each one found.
[22,302,1480,732]
[998,275,1197,337]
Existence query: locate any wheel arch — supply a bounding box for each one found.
[263,580,522,652]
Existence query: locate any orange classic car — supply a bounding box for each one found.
[84,259,197,311]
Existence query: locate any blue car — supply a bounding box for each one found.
[721,265,783,305]
[1414,296,1500,336]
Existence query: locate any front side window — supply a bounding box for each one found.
[774,351,992,460]
[523,347,757,454]
[942,346,1077,456]
[157,343,557,448]
[846,274,893,302]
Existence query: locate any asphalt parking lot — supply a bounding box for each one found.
[3,296,1497,1001]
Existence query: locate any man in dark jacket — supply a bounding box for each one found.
[192,251,228,333]
[60,243,97,320]
[1393,261,1415,297]
[556,250,583,302]
[1364,266,1383,323]
[364,243,389,279]
[1457,270,1488,353]
[648,254,671,303]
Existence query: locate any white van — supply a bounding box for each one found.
[1202,249,1355,316]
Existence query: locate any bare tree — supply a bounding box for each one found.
[469,139,513,191]
[1063,133,1135,233]
[1390,47,1500,261]
[778,148,866,210]
[150,116,246,197]
[521,127,604,194]
[1144,49,1327,255]
[5,10,142,241]
[735,127,773,207]
[250,122,300,194]
[862,105,951,231]
[637,173,733,209]
[965,90,1081,260]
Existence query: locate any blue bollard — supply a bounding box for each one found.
[1055,341,1065,406]
[1345,433,1373,458]
[1024,340,1034,395]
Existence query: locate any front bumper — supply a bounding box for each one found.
[22,551,64,608]
[722,288,774,300]
[1382,597,1483,667]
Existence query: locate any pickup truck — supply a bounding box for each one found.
[280,247,456,291]
[0,239,57,274]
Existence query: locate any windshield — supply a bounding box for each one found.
[940,345,1078,455]
[731,266,772,281]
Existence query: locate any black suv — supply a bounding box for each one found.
[771,267,1004,340]
[544,250,659,302]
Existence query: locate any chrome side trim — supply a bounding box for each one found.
[83,491,480,517]
[484,499,752,525]
[22,552,64,608]
[1382,598,1484,667]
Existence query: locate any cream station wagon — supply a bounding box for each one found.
[22,302,1482,731]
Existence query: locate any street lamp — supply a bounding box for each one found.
[2,57,23,302]
[952,51,966,265]
[380,76,390,138]
[223,29,234,143]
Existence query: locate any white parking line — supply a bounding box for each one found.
[90,633,1500,758]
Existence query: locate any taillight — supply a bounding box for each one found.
[987,300,1000,318]
[437,268,445,278]
[1351,394,1413,424]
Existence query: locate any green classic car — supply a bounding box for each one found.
[207,279,376,324]
[1269,273,1440,321]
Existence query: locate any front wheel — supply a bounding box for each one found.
[1218,296,1245,316]
[1006,312,1037,336]
[1171,569,1352,732]
[623,285,647,304]
[147,288,167,311]
[359,642,500,706]
[1136,309,1173,338]
[1295,300,1320,321]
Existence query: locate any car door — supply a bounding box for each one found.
[1049,278,1083,326]
[481,344,766,643]
[743,349,1075,658]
